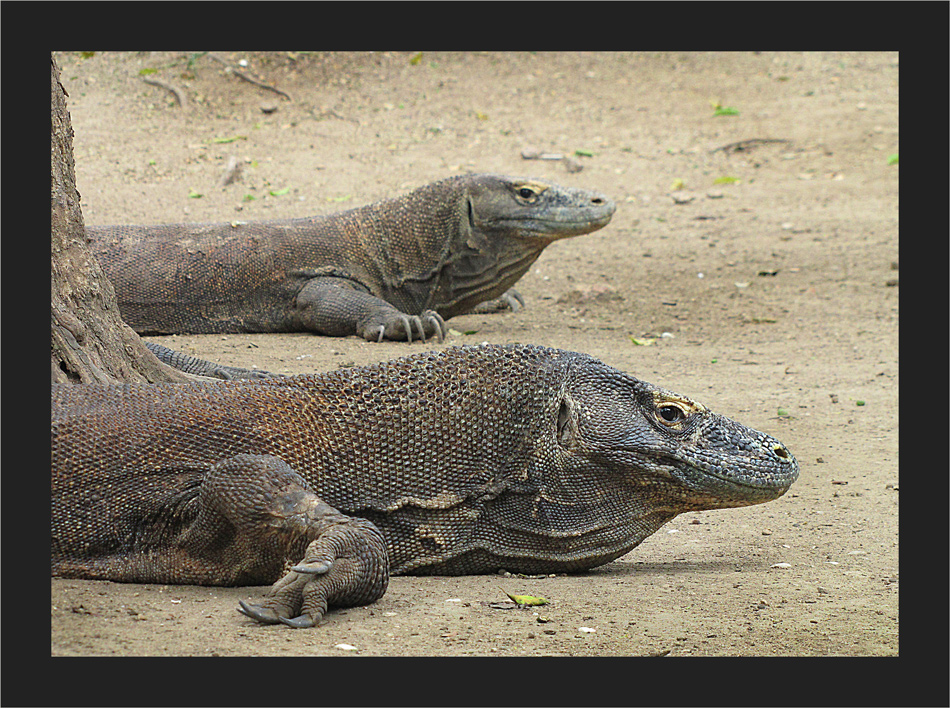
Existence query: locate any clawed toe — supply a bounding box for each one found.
[425,311,447,342]
[237,599,282,625]
[279,614,317,629]
[291,560,331,574]
[505,291,525,312]
[364,310,446,343]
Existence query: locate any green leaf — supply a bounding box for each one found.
[326,195,352,202]
[186,52,206,71]
[211,135,248,144]
[855,400,866,406]
[505,592,549,607]
[713,106,740,116]
[713,175,740,185]
[630,336,656,346]
[886,154,899,166]
[269,187,290,197]
[574,149,595,157]
[409,52,424,65]
[188,189,203,199]
[79,51,96,59]
[138,68,159,76]
[243,194,256,202]
[777,408,790,417]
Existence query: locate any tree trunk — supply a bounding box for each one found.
[51,54,190,384]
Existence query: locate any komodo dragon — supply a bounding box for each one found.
[51,344,799,628]
[87,174,616,343]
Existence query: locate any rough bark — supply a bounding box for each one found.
[51,54,190,384]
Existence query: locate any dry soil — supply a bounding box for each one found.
[51,51,899,660]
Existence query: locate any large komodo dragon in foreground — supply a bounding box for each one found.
[52,344,799,628]
[87,174,616,344]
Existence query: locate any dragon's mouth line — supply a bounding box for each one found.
[491,214,614,229]
[605,449,798,491]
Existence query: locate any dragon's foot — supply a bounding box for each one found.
[360,309,447,344]
[238,519,389,629]
[470,289,525,314]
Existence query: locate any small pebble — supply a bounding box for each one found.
[564,157,584,173]
[334,643,358,651]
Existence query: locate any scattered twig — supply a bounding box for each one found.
[207,53,293,101]
[522,148,565,161]
[710,138,790,154]
[310,107,356,123]
[521,147,584,173]
[142,77,188,109]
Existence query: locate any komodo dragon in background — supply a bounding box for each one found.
[52,344,799,628]
[87,174,616,344]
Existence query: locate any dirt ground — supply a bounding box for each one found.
[51,51,898,659]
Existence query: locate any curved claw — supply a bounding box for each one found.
[237,599,283,625]
[425,311,447,342]
[505,290,525,312]
[279,614,317,629]
[368,311,446,343]
[397,315,414,343]
[291,560,331,575]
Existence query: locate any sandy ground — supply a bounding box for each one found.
[51,51,898,660]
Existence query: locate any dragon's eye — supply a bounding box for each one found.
[518,187,537,200]
[657,404,686,424]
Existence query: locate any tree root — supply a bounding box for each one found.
[711,138,790,154]
[142,77,188,109]
[207,53,293,101]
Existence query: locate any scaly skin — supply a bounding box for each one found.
[51,344,798,627]
[87,174,616,343]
